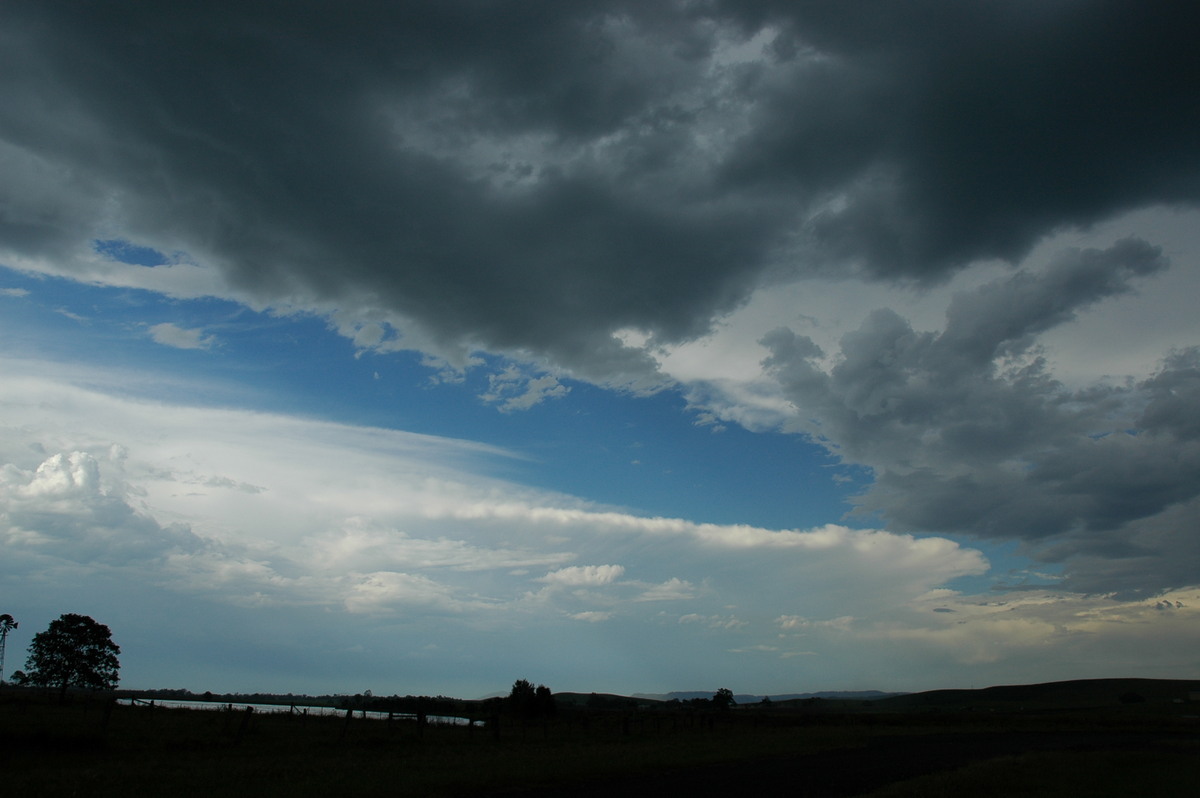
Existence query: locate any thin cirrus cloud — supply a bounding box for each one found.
[0,361,1016,692]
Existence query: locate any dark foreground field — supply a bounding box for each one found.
[2,689,1197,797]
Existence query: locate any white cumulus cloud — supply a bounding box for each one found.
[147,322,216,350]
[540,564,626,586]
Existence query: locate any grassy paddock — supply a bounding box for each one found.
[862,744,1200,798]
[0,694,862,796]
[2,691,1196,796]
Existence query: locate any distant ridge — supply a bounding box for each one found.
[582,679,1200,711]
[872,677,1200,712]
[633,690,904,703]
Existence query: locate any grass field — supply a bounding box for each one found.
[862,746,1200,798]
[2,687,1197,796]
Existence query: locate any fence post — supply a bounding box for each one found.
[235,706,254,745]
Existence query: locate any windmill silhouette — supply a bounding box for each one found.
[0,614,17,685]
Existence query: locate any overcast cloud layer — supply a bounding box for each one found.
[5,2,1198,370]
[2,2,1199,693]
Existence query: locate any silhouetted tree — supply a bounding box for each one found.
[535,684,557,718]
[509,678,535,714]
[508,679,555,718]
[23,614,120,697]
[712,687,735,710]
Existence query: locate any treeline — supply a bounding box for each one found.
[487,678,556,719]
[113,684,554,720]
[109,685,743,718]
[115,688,336,707]
[345,680,558,720]
[347,693,471,717]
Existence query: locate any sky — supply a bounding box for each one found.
[1,1,1198,699]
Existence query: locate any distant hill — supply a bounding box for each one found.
[872,678,1200,713]
[554,692,661,710]
[632,690,904,704]
[563,679,1200,714]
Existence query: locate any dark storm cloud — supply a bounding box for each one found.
[762,240,1199,596]
[718,0,1200,278]
[0,1,775,380]
[2,2,1198,379]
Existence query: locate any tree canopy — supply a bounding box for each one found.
[24,613,121,696]
[507,679,556,719]
[712,687,736,710]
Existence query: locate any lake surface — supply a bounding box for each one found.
[119,697,473,725]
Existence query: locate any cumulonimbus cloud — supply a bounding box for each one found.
[760,240,1199,597]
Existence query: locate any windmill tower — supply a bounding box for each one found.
[0,614,17,685]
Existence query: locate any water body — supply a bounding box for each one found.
[119,697,473,725]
